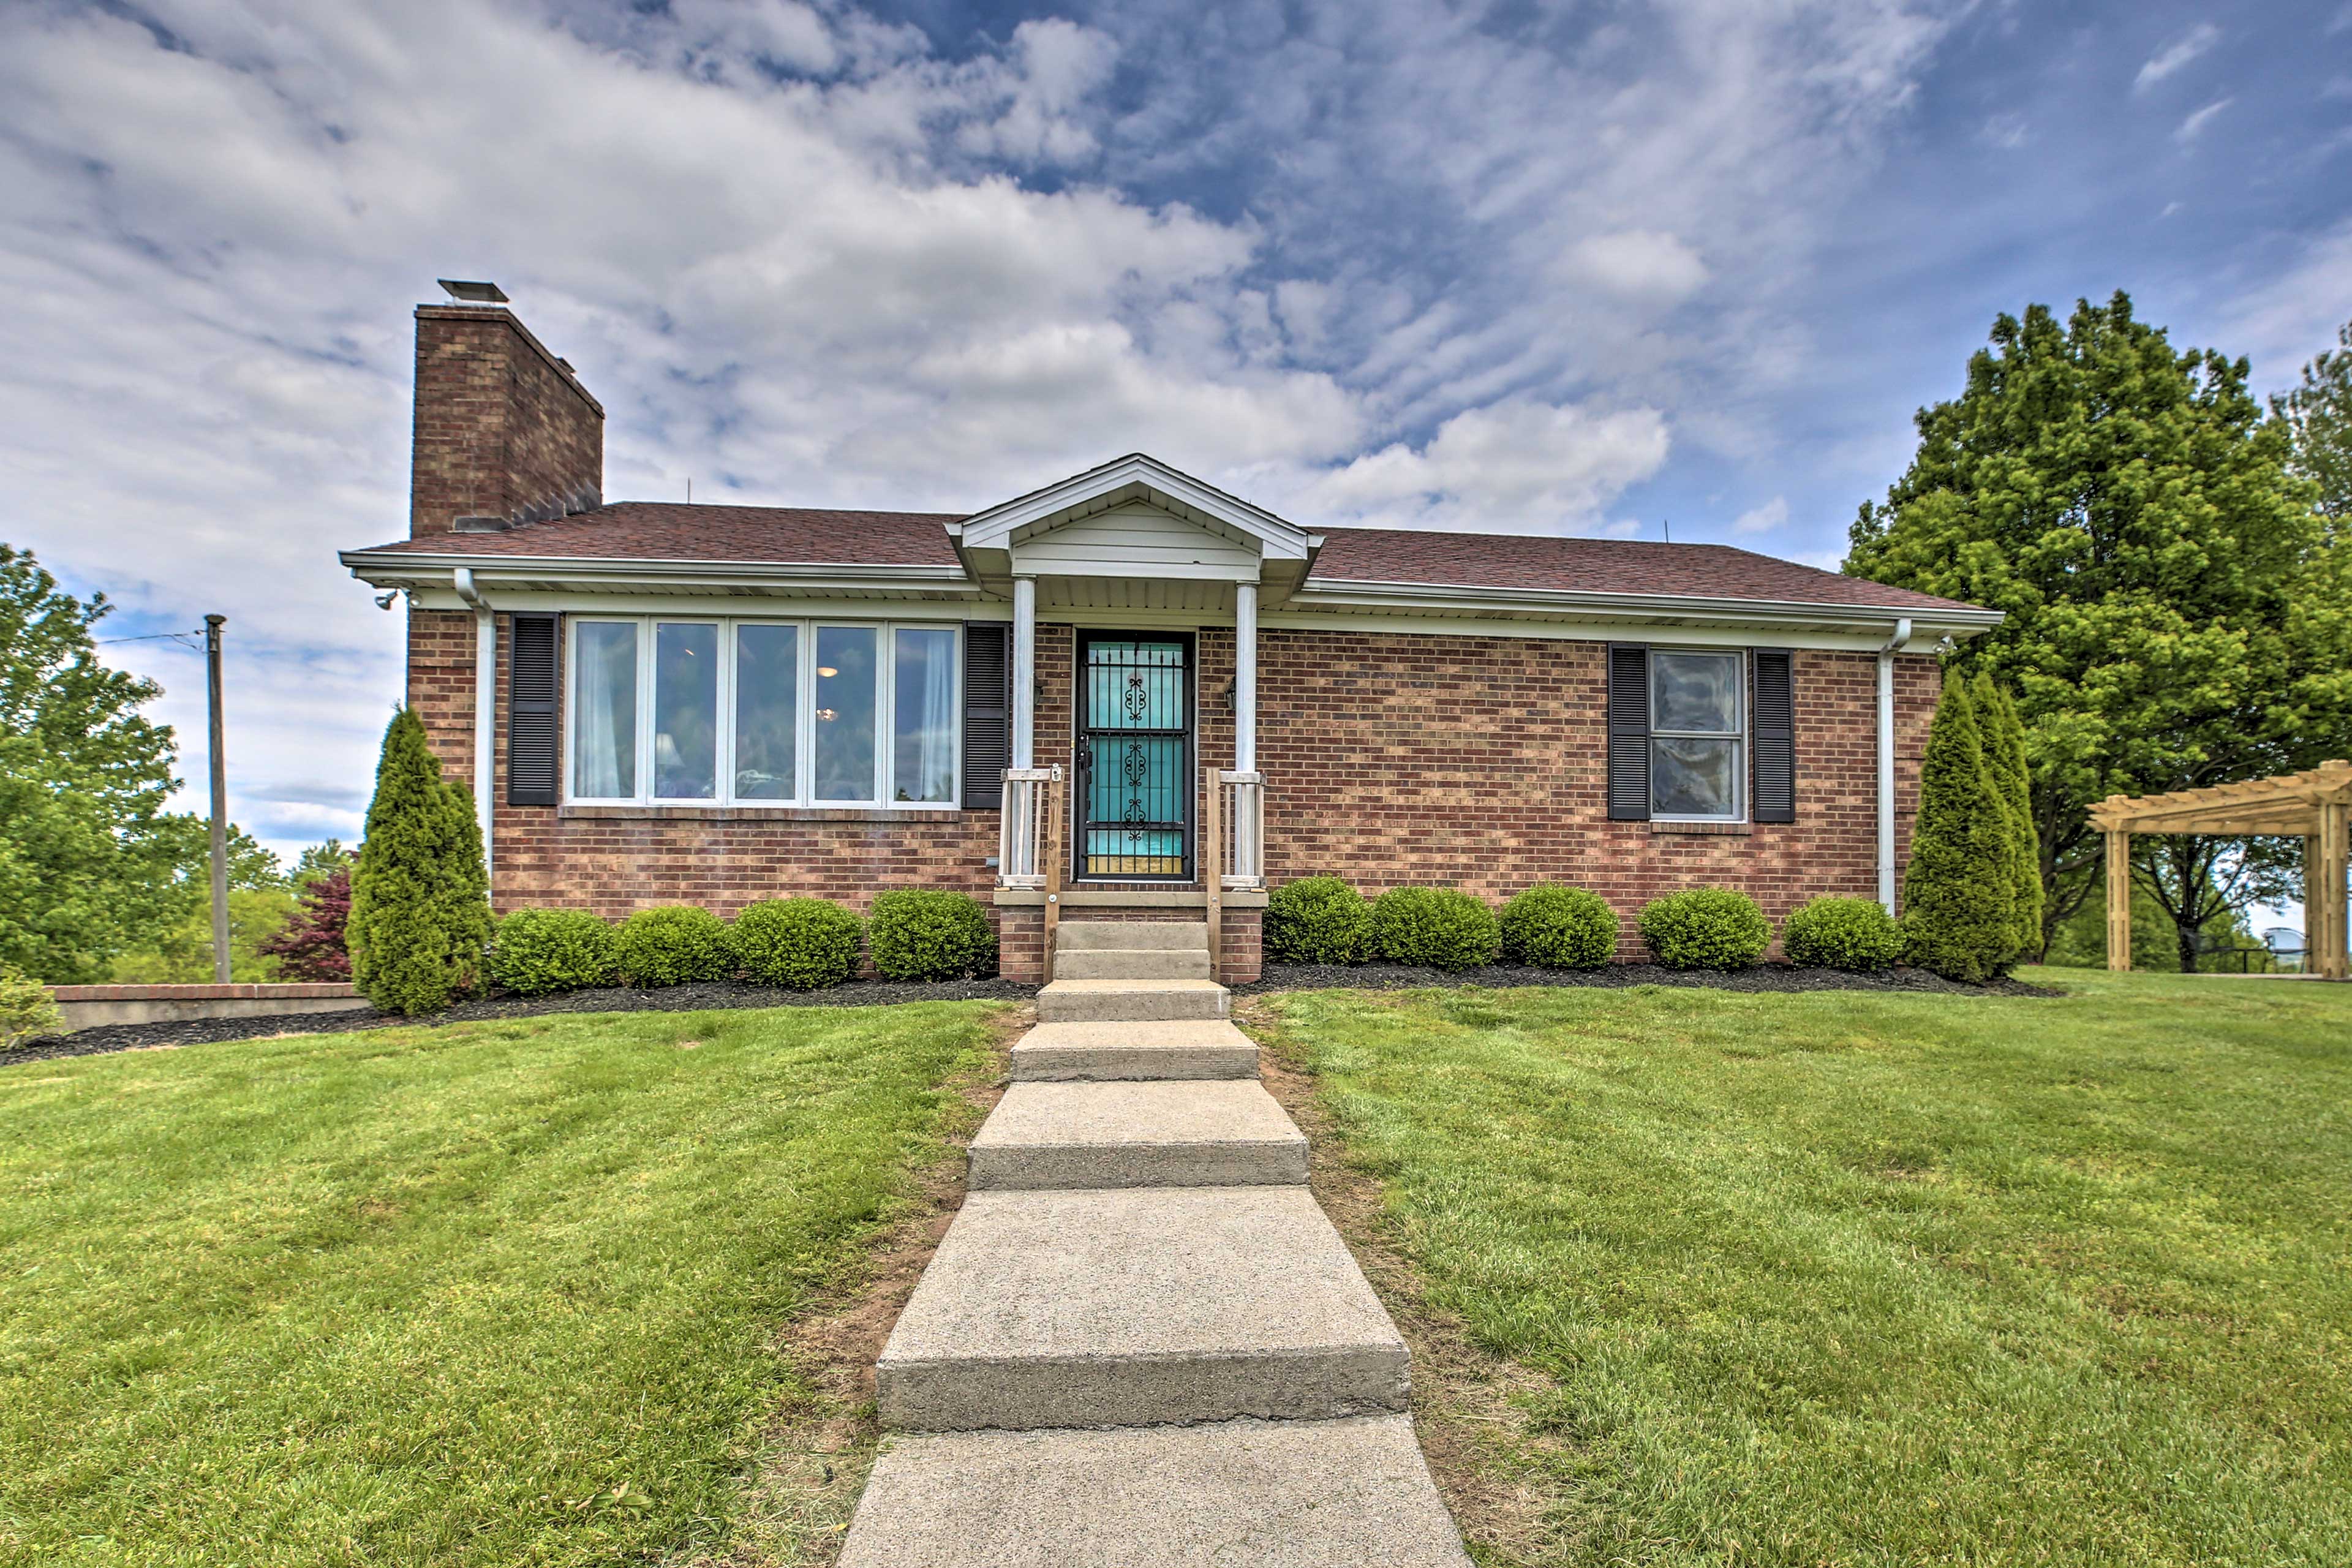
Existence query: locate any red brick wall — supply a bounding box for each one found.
[410,306,603,538]
[406,612,1934,978]
[1256,628,1939,956]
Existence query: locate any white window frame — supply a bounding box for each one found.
[1646,647,1747,824]
[563,617,962,809]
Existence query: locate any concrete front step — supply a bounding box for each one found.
[968,1081,1307,1190]
[1009,1020,1260,1082]
[1036,978,1229,1023]
[1053,920,1208,952]
[876,1186,1409,1432]
[1053,946,1215,982]
[839,1414,1472,1567]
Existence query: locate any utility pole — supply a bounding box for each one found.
[206,614,230,984]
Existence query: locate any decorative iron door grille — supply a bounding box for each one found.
[1077,637,1191,880]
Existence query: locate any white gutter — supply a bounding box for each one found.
[341,549,976,597]
[1877,617,1914,913]
[1294,575,2002,633]
[451,567,496,882]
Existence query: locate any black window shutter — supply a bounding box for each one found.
[1752,649,1796,824]
[507,614,560,806]
[962,622,1011,809]
[1607,644,1650,821]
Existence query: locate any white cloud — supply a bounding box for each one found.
[1300,400,1672,532]
[2135,23,2220,92]
[1732,496,1789,534]
[2215,218,2352,388]
[2175,97,2233,143]
[1562,231,1709,304]
[1979,112,2029,149]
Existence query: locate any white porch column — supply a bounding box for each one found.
[1011,574,1036,769]
[1234,580,1258,772]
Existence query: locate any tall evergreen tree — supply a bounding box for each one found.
[347,709,489,1015]
[1902,676,2018,982]
[1977,673,2043,961]
[1847,293,2346,959]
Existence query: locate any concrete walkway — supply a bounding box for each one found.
[840,922,1470,1566]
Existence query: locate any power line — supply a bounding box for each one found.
[95,628,206,650]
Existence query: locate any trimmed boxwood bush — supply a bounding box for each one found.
[1499,884,1618,970]
[612,905,736,987]
[1264,876,1371,964]
[1783,895,1905,972]
[733,898,864,990]
[1638,889,1771,970]
[1371,887,1501,971]
[867,890,995,982]
[488,908,616,995]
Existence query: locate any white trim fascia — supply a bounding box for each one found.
[953,453,1314,560]
[409,589,994,618]
[1291,577,2000,637]
[342,550,975,597]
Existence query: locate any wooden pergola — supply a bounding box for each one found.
[2089,760,2352,980]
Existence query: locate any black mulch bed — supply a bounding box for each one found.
[1233,961,2062,998]
[11,977,1038,1066]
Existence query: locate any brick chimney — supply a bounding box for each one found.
[410,281,605,538]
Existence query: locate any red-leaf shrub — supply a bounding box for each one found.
[260,865,352,982]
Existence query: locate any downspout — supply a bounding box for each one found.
[1877,617,1913,914]
[452,567,496,885]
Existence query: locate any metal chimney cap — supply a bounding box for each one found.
[438,279,509,304]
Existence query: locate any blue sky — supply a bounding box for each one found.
[1,0,2347,871]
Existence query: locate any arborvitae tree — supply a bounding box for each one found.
[347,709,489,1014]
[1902,676,2018,982]
[1977,674,2044,962]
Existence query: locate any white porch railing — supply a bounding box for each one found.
[997,767,1061,889]
[1210,769,1265,891]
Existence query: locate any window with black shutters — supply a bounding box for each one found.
[1606,645,1789,824]
[507,613,560,805]
[962,622,1011,809]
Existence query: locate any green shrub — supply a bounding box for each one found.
[1782,895,1905,972]
[1,963,62,1050]
[732,899,865,990]
[867,890,996,982]
[488,909,617,995]
[1902,677,2018,982]
[1264,876,1372,964]
[1371,887,1501,971]
[1499,884,1618,969]
[612,907,736,988]
[1638,889,1771,970]
[1978,673,2045,958]
[346,709,492,1016]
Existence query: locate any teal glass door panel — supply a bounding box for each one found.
[1079,638,1191,879]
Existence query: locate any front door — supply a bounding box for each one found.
[1077,635,1193,880]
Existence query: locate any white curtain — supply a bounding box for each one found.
[574,622,635,798]
[896,628,956,802]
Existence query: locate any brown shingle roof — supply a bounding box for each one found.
[1307,527,1978,613]
[360,502,967,566]
[355,500,1981,614]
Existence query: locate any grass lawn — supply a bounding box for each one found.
[1255,970,2352,1567]
[0,1003,1002,1567]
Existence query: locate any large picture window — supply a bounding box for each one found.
[1648,649,1744,821]
[566,619,961,807]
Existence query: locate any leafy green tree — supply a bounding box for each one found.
[2273,316,2352,523]
[347,709,491,1015]
[1902,677,2018,982]
[1847,293,2347,960]
[0,545,203,981]
[1975,674,2043,959]
[290,838,353,888]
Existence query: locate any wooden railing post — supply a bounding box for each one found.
[1203,764,1224,985]
[1042,765,1065,984]
[2105,827,2132,972]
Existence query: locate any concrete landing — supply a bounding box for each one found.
[1008,1019,1260,1082]
[876,1186,1409,1432]
[968,1080,1308,1190]
[839,1414,1472,1567]
[1036,978,1229,1023]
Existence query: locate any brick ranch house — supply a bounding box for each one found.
[342,287,1999,983]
